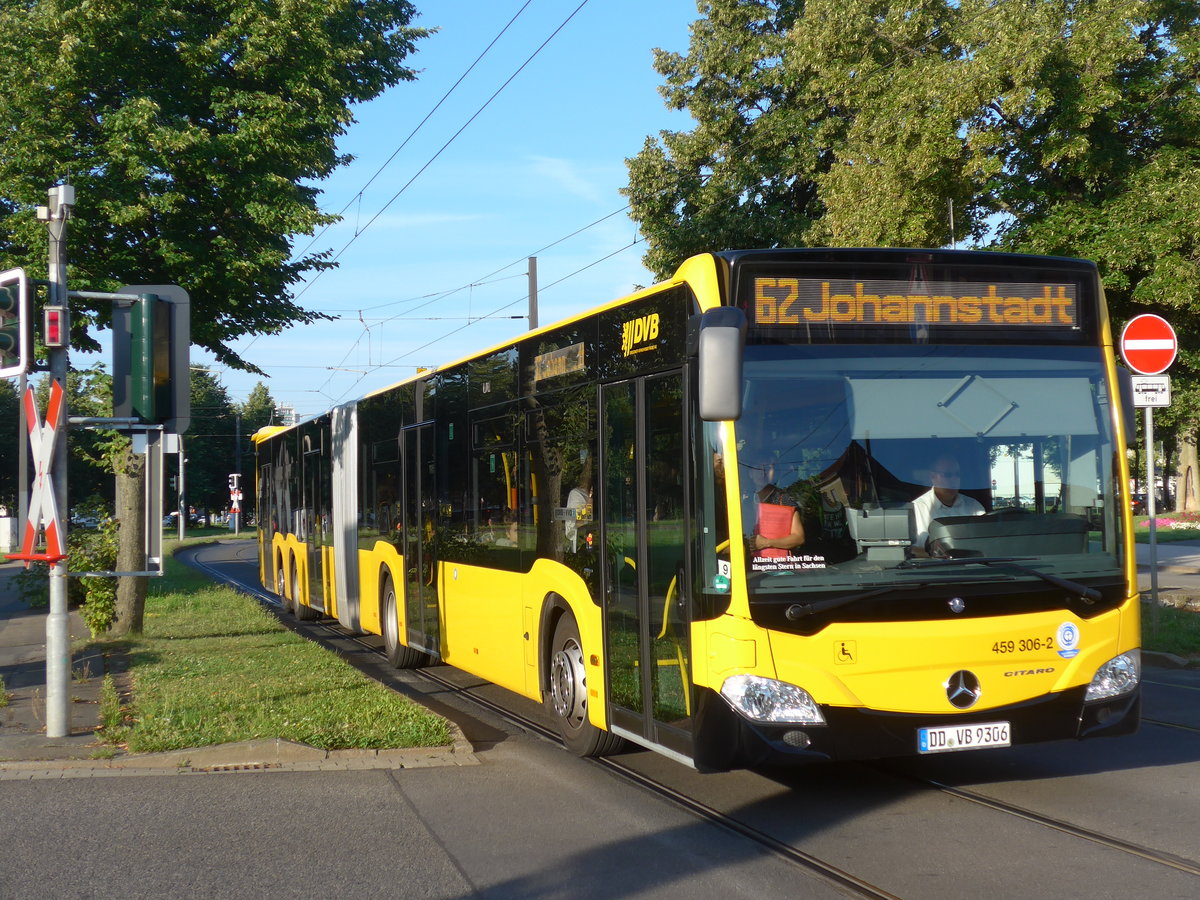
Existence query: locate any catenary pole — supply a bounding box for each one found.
[528,256,538,331]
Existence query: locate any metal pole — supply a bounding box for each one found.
[527,256,538,330]
[178,437,185,541]
[1145,407,1160,628]
[44,184,73,738]
[234,415,242,536]
[17,371,27,536]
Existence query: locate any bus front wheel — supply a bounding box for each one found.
[546,615,623,758]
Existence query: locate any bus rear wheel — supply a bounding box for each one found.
[546,615,623,758]
[382,576,427,668]
[277,561,294,615]
[291,564,319,621]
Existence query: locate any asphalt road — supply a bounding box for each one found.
[2,540,1195,899]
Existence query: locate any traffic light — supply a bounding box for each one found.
[112,284,190,433]
[0,267,32,378]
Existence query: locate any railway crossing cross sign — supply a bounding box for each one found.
[7,380,67,564]
[1120,314,1177,375]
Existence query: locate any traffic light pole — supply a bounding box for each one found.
[43,184,73,738]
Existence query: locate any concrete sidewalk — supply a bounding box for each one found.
[0,560,102,763]
[1135,537,1200,573]
[1136,538,1200,611]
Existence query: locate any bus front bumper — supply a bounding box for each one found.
[691,685,1140,771]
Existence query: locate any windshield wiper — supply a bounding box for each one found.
[786,582,928,620]
[898,556,1101,603]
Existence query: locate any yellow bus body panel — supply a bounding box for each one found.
[350,546,606,724]
[439,559,604,718]
[767,607,1136,714]
[356,540,404,637]
[269,532,309,602]
[440,563,530,697]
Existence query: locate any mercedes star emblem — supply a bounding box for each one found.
[945,670,981,709]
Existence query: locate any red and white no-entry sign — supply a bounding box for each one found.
[1120,314,1177,375]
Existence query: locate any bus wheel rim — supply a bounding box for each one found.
[550,639,587,729]
[384,587,398,650]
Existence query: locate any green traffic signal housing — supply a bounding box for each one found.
[0,267,32,378]
[111,284,191,434]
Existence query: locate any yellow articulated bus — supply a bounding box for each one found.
[254,248,1141,771]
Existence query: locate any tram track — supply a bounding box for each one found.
[276,598,1200,894]
[183,549,904,898]
[879,768,1200,879]
[183,546,1200,895]
[306,606,905,898]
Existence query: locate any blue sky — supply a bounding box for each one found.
[193,0,699,418]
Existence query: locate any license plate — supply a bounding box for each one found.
[918,721,1011,754]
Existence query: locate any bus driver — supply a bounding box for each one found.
[910,453,984,557]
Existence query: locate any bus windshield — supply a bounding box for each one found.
[725,343,1126,627]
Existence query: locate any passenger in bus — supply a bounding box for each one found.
[565,468,593,551]
[744,455,805,558]
[910,453,984,556]
[494,510,519,547]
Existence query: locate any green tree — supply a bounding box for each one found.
[240,382,278,434]
[624,0,823,279]
[0,1,428,634]
[237,380,277,487]
[33,364,117,515]
[0,377,18,512]
[0,0,429,368]
[186,369,238,515]
[626,0,1200,504]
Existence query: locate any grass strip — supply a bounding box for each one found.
[81,532,1198,754]
[93,543,450,753]
[1142,603,1200,660]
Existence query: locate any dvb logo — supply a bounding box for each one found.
[621,313,659,356]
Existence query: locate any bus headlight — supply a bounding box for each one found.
[720,674,826,725]
[1085,650,1141,702]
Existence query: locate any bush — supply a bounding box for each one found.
[12,516,120,636]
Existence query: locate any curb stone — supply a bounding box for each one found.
[0,726,478,780]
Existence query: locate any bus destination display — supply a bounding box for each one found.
[752,277,1078,327]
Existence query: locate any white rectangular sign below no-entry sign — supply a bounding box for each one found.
[1131,375,1171,408]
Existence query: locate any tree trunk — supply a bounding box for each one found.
[1176,434,1199,513]
[110,447,148,636]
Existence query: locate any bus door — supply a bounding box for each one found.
[302,432,327,612]
[402,422,440,655]
[600,371,692,760]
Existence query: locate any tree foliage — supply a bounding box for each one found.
[626,1,1199,344]
[625,1,821,278]
[0,377,17,509]
[187,369,238,514]
[0,0,428,370]
[626,0,1200,478]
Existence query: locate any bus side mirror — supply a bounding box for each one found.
[694,307,746,421]
[1116,367,1136,448]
